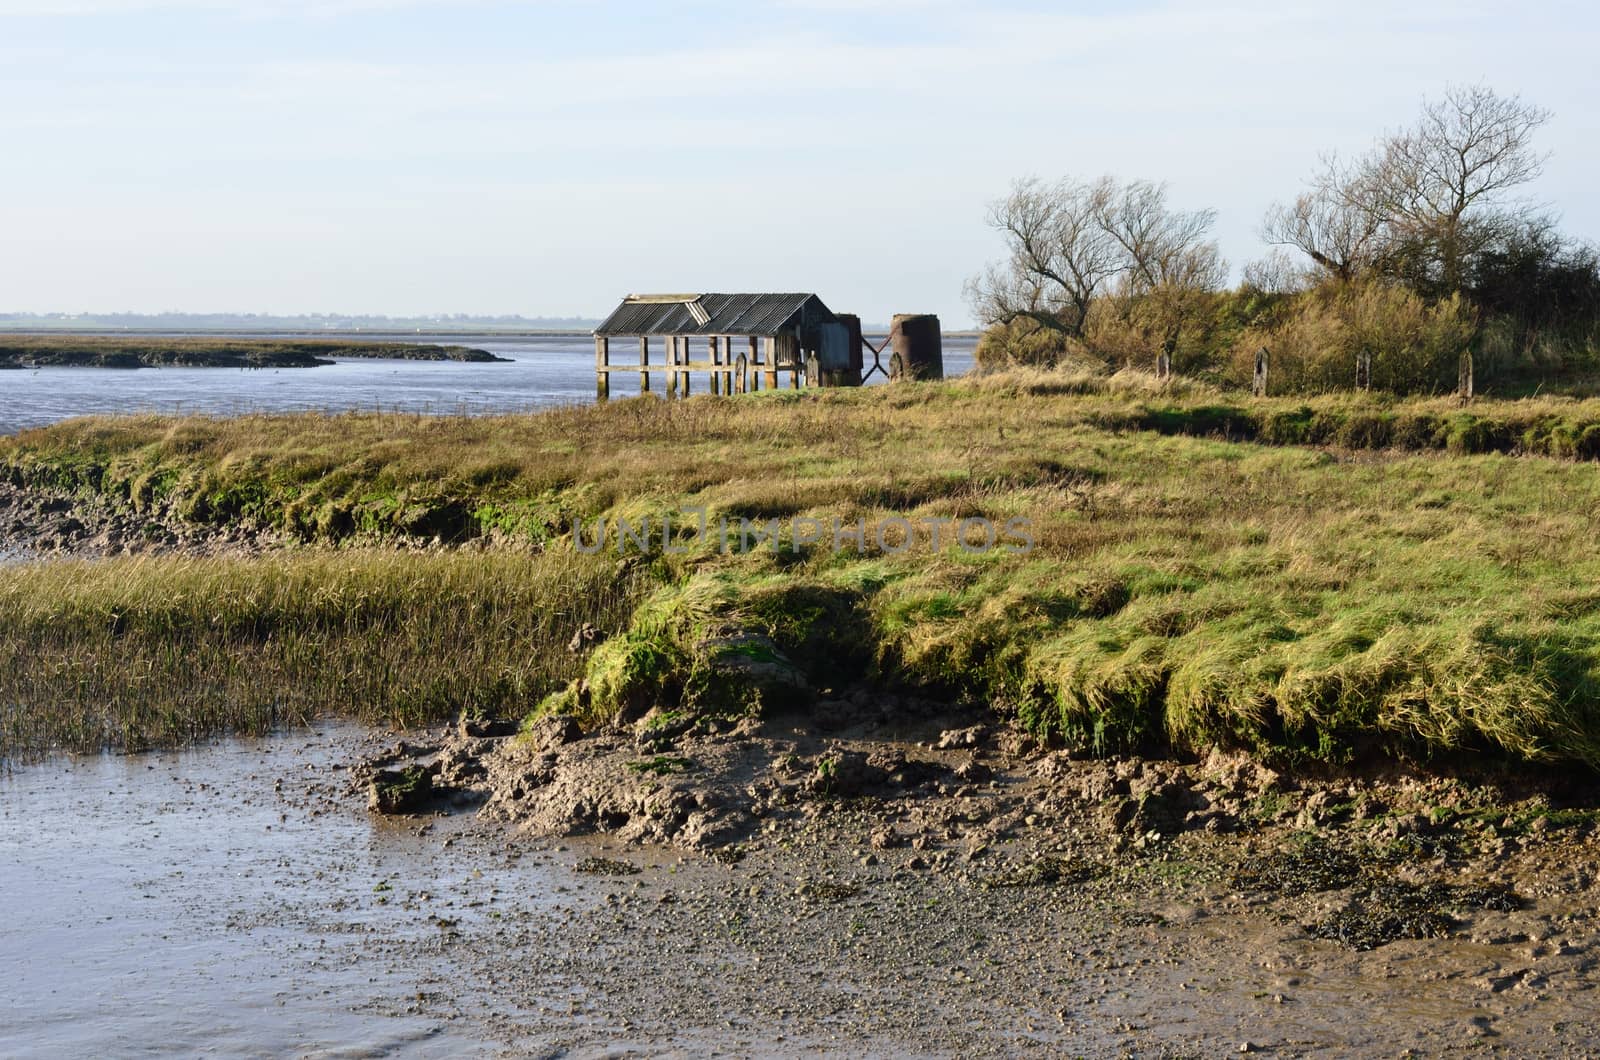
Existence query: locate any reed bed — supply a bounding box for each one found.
[0,549,648,757]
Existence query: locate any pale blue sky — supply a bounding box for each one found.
[2,0,1595,324]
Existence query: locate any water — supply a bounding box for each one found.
[0,726,572,1057]
[0,333,978,436]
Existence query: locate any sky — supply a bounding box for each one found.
[1,0,1596,326]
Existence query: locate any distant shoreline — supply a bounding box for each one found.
[0,335,508,370]
[0,327,984,341]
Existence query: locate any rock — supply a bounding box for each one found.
[694,633,812,711]
[936,725,988,750]
[864,748,945,789]
[634,707,694,749]
[870,826,902,850]
[456,713,517,740]
[1102,786,1189,837]
[1200,747,1283,797]
[994,728,1039,759]
[1079,768,1131,803]
[954,757,993,784]
[807,750,887,798]
[368,766,434,815]
[524,712,583,752]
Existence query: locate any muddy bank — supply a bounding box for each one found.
[0,481,284,558]
[346,697,1600,1055]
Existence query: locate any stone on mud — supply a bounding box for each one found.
[368,765,435,815]
[936,725,988,750]
[693,633,812,712]
[457,713,518,740]
[524,713,583,752]
[807,750,887,798]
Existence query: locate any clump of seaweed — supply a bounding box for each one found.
[1307,880,1522,951]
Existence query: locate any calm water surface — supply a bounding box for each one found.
[0,726,571,1057]
[0,333,977,435]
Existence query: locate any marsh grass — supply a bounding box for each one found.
[0,550,648,757]
[7,368,1600,767]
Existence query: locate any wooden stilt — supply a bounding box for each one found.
[735,351,747,394]
[764,337,779,391]
[748,336,759,392]
[667,336,679,399]
[595,336,610,401]
[639,336,650,394]
[709,336,721,396]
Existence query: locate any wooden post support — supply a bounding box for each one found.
[639,336,650,393]
[748,336,759,392]
[735,351,748,393]
[595,335,610,401]
[681,336,691,397]
[667,336,679,399]
[709,336,721,396]
[1253,346,1268,397]
[804,351,819,388]
[764,336,782,391]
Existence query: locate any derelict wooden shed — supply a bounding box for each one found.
[591,293,861,400]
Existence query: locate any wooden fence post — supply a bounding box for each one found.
[595,336,609,401]
[1252,347,1268,397]
[639,336,650,393]
[709,336,721,396]
[1458,351,1474,399]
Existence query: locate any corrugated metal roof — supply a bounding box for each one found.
[594,293,835,337]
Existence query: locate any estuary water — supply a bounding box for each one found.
[0,725,584,1058]
[0,332,978,436]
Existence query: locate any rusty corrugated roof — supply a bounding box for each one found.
[594,293,835,337]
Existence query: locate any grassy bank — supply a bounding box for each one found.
[0,334,505,370]
[4,367,1600,767]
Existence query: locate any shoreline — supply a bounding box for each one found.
[0,335,508,370]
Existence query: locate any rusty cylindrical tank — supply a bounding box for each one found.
[832,313,864,387]
[889,314,943,382]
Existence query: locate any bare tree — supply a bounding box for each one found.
[1265,85,1551,295]
[1241,248,1312,294]
[1096,179,1222,293]
[1094,180,1226,372]
[969,176,1223,375]
[1381,84,1551,292]
[964,176,1120,340]
[1262,159,1388,283]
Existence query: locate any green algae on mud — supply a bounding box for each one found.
[5,367,1600,770]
